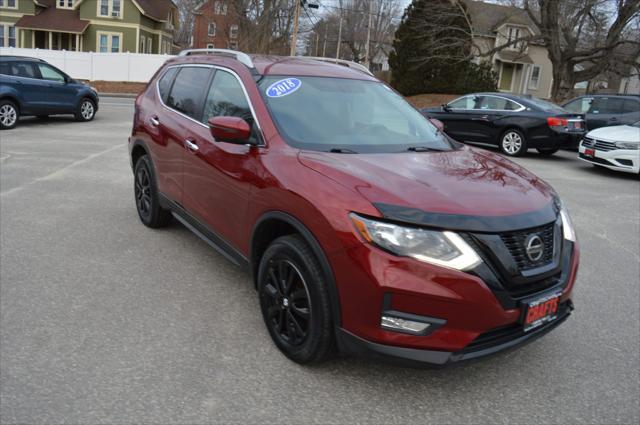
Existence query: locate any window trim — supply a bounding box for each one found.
[57,0,75,9]
[0,0,18,10]
[96,30,123,53]
[156,64,265,146]
[0,22,17,48]
[528,65,541,90]
[97,0,123,20]
[208,22,216,37]
[447,94,525,112]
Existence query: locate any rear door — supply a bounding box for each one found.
[620,98,640,125]
[586,97,622,130]
[151,65,214,206]
[181,67,261,251]
[472,95,524,144]
[34,63,77,112]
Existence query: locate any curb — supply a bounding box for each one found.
[99,92,139,98]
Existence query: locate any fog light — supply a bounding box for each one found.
[381,315,431,334]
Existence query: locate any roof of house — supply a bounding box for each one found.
[16,6,90,34]
[135,0,177,22]
[462,0,540,36]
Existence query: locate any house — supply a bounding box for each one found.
[191,0,240,50]
[0,0,178,54]
[463,0,553,99]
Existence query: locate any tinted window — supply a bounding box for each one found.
[37,64,65,82]
[589,98,624,114]
[525,97,566,113]
[158,67,178,103]
[622,99,640,114]
[166,67,212,118]
[448,96,476,110]
[202,70,253,123]
[0,62,10,76]
[564,98,592,113]
[11,62,38,79]
[478,96,520,111]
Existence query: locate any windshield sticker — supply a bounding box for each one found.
[266,78,302,98]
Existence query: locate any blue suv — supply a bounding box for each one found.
[0,56,99,130]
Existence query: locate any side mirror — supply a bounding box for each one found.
[208,116,252,144]
[441,104,451,112]
[429,118,445,132]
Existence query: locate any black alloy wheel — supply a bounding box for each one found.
[133,155,171,228]
[262,258,311,347]
[135,164,152,221]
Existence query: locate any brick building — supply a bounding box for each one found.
[192,1,239,50]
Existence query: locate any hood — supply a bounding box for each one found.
[298,146,557,231]
[587,125,640,144]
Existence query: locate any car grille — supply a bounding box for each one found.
[582,137,617,151]
[500,223,555,271]
[579,153,613,166]
[460,302,570,353]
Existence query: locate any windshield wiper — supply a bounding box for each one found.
[329,148,358,154]
[406,146,446,152]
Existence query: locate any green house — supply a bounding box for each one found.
[0,0,178,54]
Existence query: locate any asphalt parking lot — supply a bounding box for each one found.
[1,97,638,424]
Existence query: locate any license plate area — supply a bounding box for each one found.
[584,148,595,157]
[522,292,562,332]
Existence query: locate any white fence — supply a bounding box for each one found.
[0,47,174,83]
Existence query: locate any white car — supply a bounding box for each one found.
[579,121,640,174]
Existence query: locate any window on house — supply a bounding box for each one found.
[98,0,120,17]
[230,25,238,39]
[206,43,214,49]
[214,1,228,15]
[147,37,152,53]
[0,24,17,48]
[229,41,238,50]
[112,0,121,17]
[507,26,525,50]
[58,0,74,8]
[208,22,216,37]
[528,65,541,90]
[1,1,18,9]
[140,36,146,54]
[98,33,121,53]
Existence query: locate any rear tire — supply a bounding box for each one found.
[0,100,19,130]
[537,148,559,156]
[133,155,171,228]
[500,129,527,156]
[258,235,334,364]
[75,98,96,122]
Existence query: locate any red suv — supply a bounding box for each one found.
[129,50,579,365]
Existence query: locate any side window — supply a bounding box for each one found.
[564,98,592,113]
[201,70,253,123]
[11,62,38,79]
[622,99,639,114]
[0,62,10,76]
[477,96,519,111]
[37,64,66,82]
[158,67,178,103]
[588,97,623,114]
[166,67,212,119]
[448,96,475,110]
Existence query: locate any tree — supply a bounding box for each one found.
[388,0,497,95]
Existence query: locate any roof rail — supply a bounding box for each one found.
[304,57,374,76]
[178,48,255,69]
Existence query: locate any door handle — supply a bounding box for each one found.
[609,117,618,121]
[149,116,160,127]
[471,115,489,121]
[184,139,199,153]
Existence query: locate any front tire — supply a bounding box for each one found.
[133,155,171,228]
[258,235,334,364]
[75,98,96,122]
[500,129,527,156]
[0,100,19,130]
[537,147,559,156]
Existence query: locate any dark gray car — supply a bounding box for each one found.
[563,95,640,131]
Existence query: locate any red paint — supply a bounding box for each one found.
[130,54,579,355]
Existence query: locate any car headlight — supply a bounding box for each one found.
[615,142,638,150]
[350,214,482,271]
[559,202,576,242]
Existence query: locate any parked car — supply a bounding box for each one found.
[422,93,586,156]
[129,50,579,366]
[563,94,640,131]
[0,56,99,130]
[578,121,640,174]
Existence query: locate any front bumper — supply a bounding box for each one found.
[337,300,573,366]
[578,144,640,174]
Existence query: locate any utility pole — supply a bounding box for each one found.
[363,0,373,69]
[290,0,302,56]
[336,15,342,59]
[315,32,319,56]
[322,22,327,57]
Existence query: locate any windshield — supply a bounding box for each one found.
[258,76,454,153]
[526,97,567,113]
